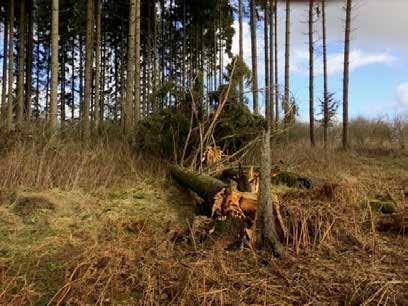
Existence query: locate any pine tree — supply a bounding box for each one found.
[343,0,352,149]
[1,2,8,121]
[50,0,59,133]
[283,0,291,130]
[249,0,259,114]
[82,0,94,138]
[16,0,26,128]
[308,0,315,146]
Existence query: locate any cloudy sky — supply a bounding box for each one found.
[231,0,408,121]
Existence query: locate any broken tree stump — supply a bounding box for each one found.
[215,165,314,191]
[170,165,288,247]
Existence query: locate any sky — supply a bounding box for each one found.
[231,0,408,122]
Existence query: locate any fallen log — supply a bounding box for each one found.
[169,165,228,215]
[169,165,287,245]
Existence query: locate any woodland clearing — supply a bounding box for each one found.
[0,137,407,305]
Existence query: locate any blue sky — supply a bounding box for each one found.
[231,0,408,122]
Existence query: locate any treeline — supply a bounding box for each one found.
[0,0,353,148]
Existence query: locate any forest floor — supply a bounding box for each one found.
[0,138,407,305]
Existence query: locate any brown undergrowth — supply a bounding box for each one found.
[0,137,407,305]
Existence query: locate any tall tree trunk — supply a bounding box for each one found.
[82,0,95,138]
[249,0,259,114]
[274,0,279,127]
[70,36,75,120]
[322,0,329,149]
[79,37,83,117]
[60,42,66,127]
[45,46,50,120]
[308,0,315,146]
[152,0,158,112]
[134,0,141,122]
[49,0,59,133]
[35,34,40,119]
[256,129,284,257]
[6,0,15,132]
[238,0,244,104]
[343,0,352,149]
[218,7,223,88]
[94,0,101,132]
[264,3,270,128]
[120,47,126,127]
[100,31,106,121]
[125,0,136,134]
[146,1,152,114]
[1,4,8,121]
[16,0,26,128]
[182,0,186,91]
[283,0,291,129]
[269,0,274,126]
[25,0,33,121]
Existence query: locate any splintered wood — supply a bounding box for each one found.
[170,165,286,246]
[211,187,287,244]
[202,146,224,168]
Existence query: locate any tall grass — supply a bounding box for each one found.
[0,135,165,192]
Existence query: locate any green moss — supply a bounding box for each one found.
[271,172,313,189]
[369,199,396,214]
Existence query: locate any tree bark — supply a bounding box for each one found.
[269,0,274,126]
[61,42,66,127]
[82,0,95,139]
[343,0,352,149]
[249,0,259,114]
[256,130,284,256]
[16,0,26,128]
[264,3,270,129]
[274,0,279,127]
[79,36,83,117]
[283,0,291,129]
[308,0,315,146]
[94,0,102,132]
[25,0,33,121]
[322,0,329,149]
[35,35,40,119]
[6,0,15,132]
[238,0,244,104]
[50,0,59,133]
[1,4,8,122]
[125,0,136,133]
[70,36,76,120]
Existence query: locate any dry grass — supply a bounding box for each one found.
[0,137,407,305]
[0,135,166,192]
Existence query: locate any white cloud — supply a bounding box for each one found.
[291,49,396,76]
[326,50,395,75]
[397,83,408,107]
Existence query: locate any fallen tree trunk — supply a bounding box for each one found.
[169,165,228,215]
[215,166,314,191]
[169,165,288,246]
